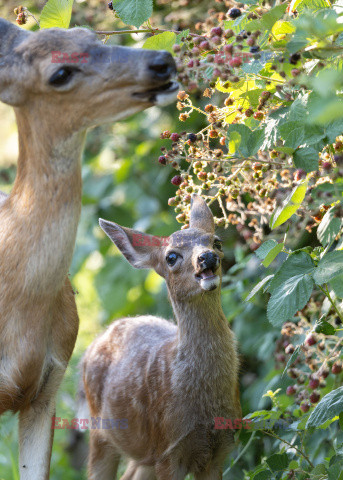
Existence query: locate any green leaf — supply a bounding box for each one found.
[245,275,274,302]
[315,317,336,335]
[40,0,74,29]
[313,250,343,285]
[307,387,343,427]
[262,243,284,267]
[228,131,241,154]
[267,274,314,326]
[330,274,343,298]
[270,252,315,293]
[113,0,153,27]
[270,182,308,229]
[293,147,319,172]
[143,32,177,55]
[279,121,305,149]
[266,453,289,472]
[282,345,301,377]
[256,240,278,260]
[317,207,341,246]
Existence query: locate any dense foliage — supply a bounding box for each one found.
[0,0,342,478]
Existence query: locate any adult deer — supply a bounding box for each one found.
[81,195,241,479]
[0,18,177,480]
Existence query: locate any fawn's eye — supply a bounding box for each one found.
[166,252,180,267]
[49,67,77,87]
[213,239,223,251]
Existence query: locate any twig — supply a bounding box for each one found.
[223,431,257,477]
[262,430,314,468]
[94,27,199,37]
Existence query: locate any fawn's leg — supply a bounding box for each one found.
[121,460,156,480]
[88,430,120,480]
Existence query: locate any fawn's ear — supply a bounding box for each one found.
[0,18,30,106]
[189,195,215,233]
[99,219,163,272]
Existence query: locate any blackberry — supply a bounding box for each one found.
[228,8,241,19]
[108,1,113,10]
[249,46,260,54]
[187,133,197,143]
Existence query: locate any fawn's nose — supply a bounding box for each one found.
[148,52,176,82]
[198,251,219,271]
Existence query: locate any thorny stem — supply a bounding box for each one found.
[95,27,200,37]
[261,430,314,468]
[318,284,343,324]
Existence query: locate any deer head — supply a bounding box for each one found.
[99,195,224,301]
[0,18,177,129]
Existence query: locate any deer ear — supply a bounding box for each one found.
[99,219,163,272]
[0,18,30,106]
[189,195,215,233]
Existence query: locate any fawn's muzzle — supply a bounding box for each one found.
[148,52,176,82]
[198,251,219,272]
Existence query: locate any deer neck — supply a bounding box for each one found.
[7,107,86,295]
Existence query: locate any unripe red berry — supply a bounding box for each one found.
[171,175,182,186]
[245,108,253,118]
[309,391,320,403]
[200,41,211,51]
[209,129,218,138]
[158,156,167,165]
[300,401,310,413]
[321,367,330,378]
[212,36,222,46]
[309,377,319,389]
[291,68,300,77]
[229,56,242,68]
[173,44,181,53]
[224,29,234,39]
[247,37,255,47]
[211,27,223,37]
[322,161,332,171]
[168,197,178,206]
[305,333,317,346]
[198,171,207,181]
[253,112,264,120]
[332,361,342,374]
[170,133,180,142]
[286,385,296,396]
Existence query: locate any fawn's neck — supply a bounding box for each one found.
[171,290,235,355]
[8,108,86,294]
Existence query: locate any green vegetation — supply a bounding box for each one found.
[0,0,343,478]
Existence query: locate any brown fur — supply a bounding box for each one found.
[0,17,176,479]
[83,196,241,479]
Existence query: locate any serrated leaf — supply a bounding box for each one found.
[315,318,336,335]
[317,207,341,246]
[293,147,319,172]
[270,252,315,293]
[267,274,314,326]
[40,0,74,29]
[307,387,343,427]
[228,131,241,154]
[270,182,308,229]
[113,0,153,28]
[256,240,278,260]
[263,243,284,267]
[143,32,177,55]
[245,275,274,302]
[279,121,305,149]
[330,274,343,298]
[314,250,343,285]
[266,453,289,472]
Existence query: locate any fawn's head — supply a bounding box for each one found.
[100,195,224,300]
[0,19,177,130]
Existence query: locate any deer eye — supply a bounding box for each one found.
[213,239,223,251]
[166,252,180,266]
[49,67,77,87]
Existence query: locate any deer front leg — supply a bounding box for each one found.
[18,364,66,480]
[18,397,56,479]
[88,429,121,480]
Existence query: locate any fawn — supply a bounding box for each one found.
[81,195,241,479]
[0,17,177,479]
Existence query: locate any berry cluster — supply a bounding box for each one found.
[153,1,343,248]
[273,299,343,415]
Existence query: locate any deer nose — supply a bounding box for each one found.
[198,251,219,271]
[148,52,176,81]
